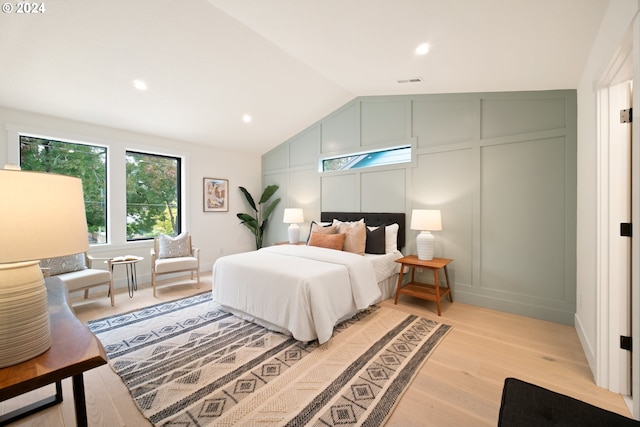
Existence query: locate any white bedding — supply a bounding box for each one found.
[366,250,403,286]
[212,245,399,344]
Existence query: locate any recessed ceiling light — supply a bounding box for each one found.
[415,43,430,56]
[242,114,252,123]
[132,79,148,91]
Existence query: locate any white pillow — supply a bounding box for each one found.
[385,223,399,253]
[367,223,399,253]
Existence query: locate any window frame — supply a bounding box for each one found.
[18,133,109,245]
[125,150,183,241]
[7,124,191,249]
[318,139,416,174]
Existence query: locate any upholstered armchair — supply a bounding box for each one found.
[40,253,115,306]
[151,232,200,297]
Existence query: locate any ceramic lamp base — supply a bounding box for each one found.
[288,223,300,244]
[416,231,435,260]
[0,260,51,368]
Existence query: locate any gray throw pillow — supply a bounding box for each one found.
[40,253,87,275]
[158,232,191,259]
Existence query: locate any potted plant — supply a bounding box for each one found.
[237,185,281,249]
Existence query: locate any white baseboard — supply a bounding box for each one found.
[574,312,598,383]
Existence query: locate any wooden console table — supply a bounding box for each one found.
[394,255,454,316]
[0,276,107,426]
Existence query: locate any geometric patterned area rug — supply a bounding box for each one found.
[87,292,451,426]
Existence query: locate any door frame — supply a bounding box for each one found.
[594,15,640,419]
[632,16,640,419]
[597,81,632,394]
[595,21,637,416]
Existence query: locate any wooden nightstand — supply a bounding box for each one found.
[394,255,453,316]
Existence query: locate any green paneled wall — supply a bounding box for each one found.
[262,90,577,325]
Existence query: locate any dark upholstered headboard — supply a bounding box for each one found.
[320,212,406,250]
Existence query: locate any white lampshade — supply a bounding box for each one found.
[283,208,304,224]
[410,209,442,261]
[0,170,89,262]
[283,208,304,244]
[0,169,89,367]
[410,209,442,232]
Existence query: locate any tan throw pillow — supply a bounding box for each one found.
[306,221,337,243]
[308,232,345,251]
[336,219,366,255]
[158,232,191,259]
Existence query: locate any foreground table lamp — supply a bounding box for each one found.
[283,208,304,244]
[410,209,442,261]
[0,167,89,368]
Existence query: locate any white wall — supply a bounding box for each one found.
[575,0,639,399]
[0,106,261,291]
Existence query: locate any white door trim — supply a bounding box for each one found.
[595,82,631,395]
[630,11,640,419]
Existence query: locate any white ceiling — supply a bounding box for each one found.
[0,0,610,154]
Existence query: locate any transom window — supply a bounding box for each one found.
[321,145,411,172]
[20,135,108,244]
[126,151,181,240]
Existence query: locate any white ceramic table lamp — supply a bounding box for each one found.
[283,208,304,244]
[410,209,442,261]
[0,167,89,367]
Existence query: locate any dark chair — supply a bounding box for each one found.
[498,377,639,427]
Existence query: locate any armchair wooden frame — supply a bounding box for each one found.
[42,253,115,306]
[150,236,200,297]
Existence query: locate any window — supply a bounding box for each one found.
[126,151,181,240]
[19,135,107,244]
[321,145,411,172]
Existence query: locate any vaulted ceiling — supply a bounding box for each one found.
[0,0,610,154]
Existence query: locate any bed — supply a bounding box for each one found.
[212,212,405,344]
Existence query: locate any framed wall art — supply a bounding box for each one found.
[203,178,228,212]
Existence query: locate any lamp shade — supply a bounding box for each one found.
[410,209,442,231]
[283,208,304,224]
[0,170,89,263]
[0,169,89,367]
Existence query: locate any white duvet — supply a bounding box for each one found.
[212,245,382,344]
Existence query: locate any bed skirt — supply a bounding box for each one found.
[219,273,400,342]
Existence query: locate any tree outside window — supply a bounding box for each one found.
[20,135,107,244]
[126,151,181,240]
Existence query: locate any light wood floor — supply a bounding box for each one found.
[1,273,632,426]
